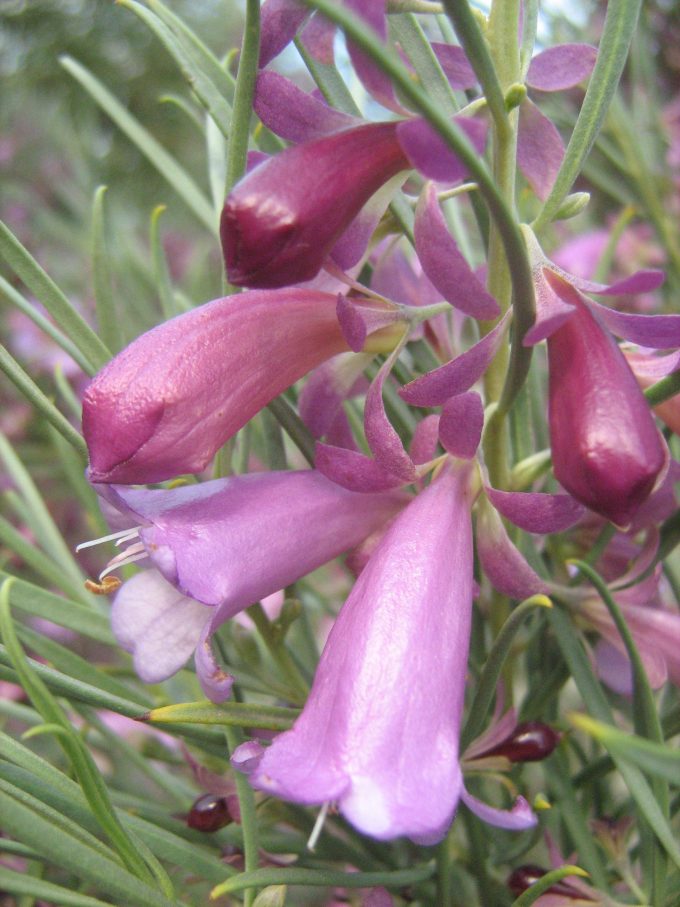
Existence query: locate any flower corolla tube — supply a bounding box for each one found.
[237,463,536,843]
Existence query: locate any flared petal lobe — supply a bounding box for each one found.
[221,123,409,288]
[83,290,349,484]
[547,278,665,526]
[248,464,475,843]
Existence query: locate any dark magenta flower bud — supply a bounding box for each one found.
[221,122,409,288]
[475,720,560,763]
[547,275,666,527]
[186,793,233,832]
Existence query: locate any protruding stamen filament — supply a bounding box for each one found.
[99,541,148,580]
[307,801,331,852]
[76,526,141,552]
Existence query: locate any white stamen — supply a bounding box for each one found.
[76,526,140,552]
[99,544,149,580]
[306,801,331,852]
[114,529,143,547]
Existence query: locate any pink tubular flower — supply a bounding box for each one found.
[82,289,352,484]
[83,470,407,700]
[221,123,410,288]
[236,464,536,842]
[546,275,666,527]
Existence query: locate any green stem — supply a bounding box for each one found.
[225,0,260,193]
[224,726,259,907]
[247,603,310,705]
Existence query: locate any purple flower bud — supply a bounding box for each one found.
[221,123,409,288]
[474,721,560,763]
[82,289,350,484]
[547,275,666,527]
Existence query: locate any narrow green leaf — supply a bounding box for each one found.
[0,346,88,459]
[149,205,179,319]
[0,581,156,884]
[0,572,111,643]
[511,866,589,907]
[388,14,459,115]
[0,433,90,593]
[293,35,361,115]
[645,370,680,407]
[570,714,680,786]
[118,0,233,139]
[461,595,552,750]
[533,0,644,230]
[0,787,177,907]
[225,725,260,907]
[211,863,435,898]
[0,867,117,907]
[225,0,260,192]
[60,56,215,232]
[0,274,93,374]
[0,220,108,372]
[144,699,299,731]
[91,186,122,352]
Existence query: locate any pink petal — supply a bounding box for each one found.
[476,500,550,600]
[111,571,210,684]
[336,294,404,352]
[585,297,680,348]
[414,183,500,320]
[365,346,416,481]
[523,269,577,346]
[431,42,477,90]
[315,443,405,492]
[400,311,511,406]
[461,789,537,831]
[195,621,234,703]
[344,0,405,113]
[396,116,487,184]
[517,100,564,200]
[299,10,336,64]
[485,488,585,533]
[568,269,666,297]
[254,71,359,143]
[625,348,680,380]
[409,414,441,465]
[331,172,406,270]
[299,352,371,440]
[259,0,309,67]
[526,44,598,92]
[439,392,484,459]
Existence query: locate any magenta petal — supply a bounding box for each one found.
[400,311,511,406]
[115,471,406,612]
[315,443,406,492]
[344,0,404,113]
[83,290,349,484]
[439,392,483,460]
[625,348,680,380]
[517,101,564,200]
[547,288,667,526]
[409,414,441,465]
[331,172,406,270]
[396,116,486,183]
[461,789,537,831]
[365,349,416,481]
[222,122,409,289]
[249,465,475,842]
[584,297,680,349]
[195,622,234,703]
[485,488,585,534]
[299,11,336,64]
[476,501,550,600]
[568,269,666,297]
[259,0,309,67]
[336,295,404,352]
[299,352,371,440]
[523,269,577,346]
[414,183,500,320]
[231,741,265,775]
[526,44,598,91]
[254,71,359,143]
[431,42,478,90]
[110,571,210,684]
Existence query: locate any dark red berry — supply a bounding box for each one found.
[478,721,560,762]
[187,794,232,832]
[507,865,582,898]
